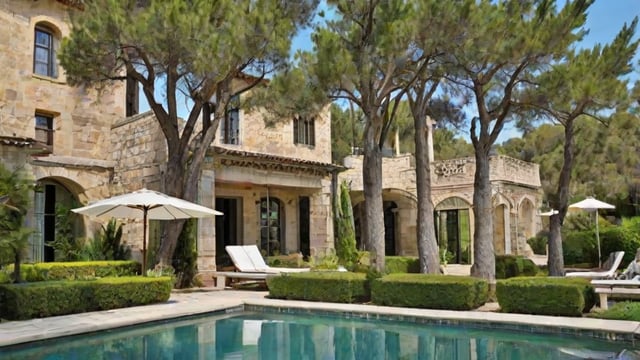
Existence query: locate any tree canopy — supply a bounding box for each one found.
[60,0,318,265]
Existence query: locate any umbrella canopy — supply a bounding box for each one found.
[569,197,615,268]
[569,197,615,211]
[72,188,222,274]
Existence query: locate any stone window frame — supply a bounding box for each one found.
[33,24,60,78]
[293,115,315,147]
[35,112,55,153]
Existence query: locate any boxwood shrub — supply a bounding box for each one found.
[0,276,171,320]
[385,257,420,273]
[495,255,538,279]
[372,274,488,310]
[267,272,368,303]
[11,261,140,282]
[496,277,595,317]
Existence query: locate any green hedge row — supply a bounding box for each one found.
[267,272,368,303]
[372,274,488,310]
[495,255,538,279]
[385,257,420,273]
[496,277,595,317]
[5,261,140,282]
[0,276,172,320]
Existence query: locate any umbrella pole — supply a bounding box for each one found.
[143,209,147,276]
[595,210,601,268]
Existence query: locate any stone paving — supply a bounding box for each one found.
[1,288,639,348]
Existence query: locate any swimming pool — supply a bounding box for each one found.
[1,309,638,359]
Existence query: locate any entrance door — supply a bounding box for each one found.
[298,197,310,258]
[215,198,240,267]
[435,209,471,264]
[383,201,397,255]
[43,184,56,262]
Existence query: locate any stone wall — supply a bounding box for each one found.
[340,153,543,259]
[110,112,166,193]
[214,104,332,164]
[0,1,125,162]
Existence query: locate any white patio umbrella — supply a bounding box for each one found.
[568,197,615,268]
[72,188,222,274]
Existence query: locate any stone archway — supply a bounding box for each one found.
[517,197,536,255]
[351,188,417,256]
[493,204,507,255]
[32,177,84,262]
[435,197,472,264]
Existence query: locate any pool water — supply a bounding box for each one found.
[1,311,637,359]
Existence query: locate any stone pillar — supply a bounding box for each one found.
[197,169,216,271]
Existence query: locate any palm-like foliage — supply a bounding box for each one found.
[0,165,34,283]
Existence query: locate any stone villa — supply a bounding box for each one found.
[0,0,543,272]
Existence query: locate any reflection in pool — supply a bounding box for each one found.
[1,311,637,359]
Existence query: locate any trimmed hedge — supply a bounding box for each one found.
[9,261,140,282]
[495,255,538,279]
[496,277,595,317]
[0,276,171,320]
[385,257,420,273]
[372,274,488,310]
[267,272,368,303]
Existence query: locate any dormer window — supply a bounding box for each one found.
[293,115,315,147]
[34,26,58,78]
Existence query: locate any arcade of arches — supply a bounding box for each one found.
[341,154,543,264]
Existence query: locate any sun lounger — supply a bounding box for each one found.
[565,251,624,279]
[211,245,310,289]
[591,276,640,310]
[242,245,310,273]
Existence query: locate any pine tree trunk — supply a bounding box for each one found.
[470,149,495,280]
[363,130,385,273]
[156,152,188,266]
[548,215,564,275]
[415,115,440,273]
[548,120,575,276]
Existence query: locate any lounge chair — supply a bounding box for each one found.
[565,251,624,279]
[591,275,640,310]
[241,245,310,273]
[211,245,309,289]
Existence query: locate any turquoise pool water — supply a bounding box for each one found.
[1,310,637,359]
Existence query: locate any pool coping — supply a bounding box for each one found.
[1,291,639,348]
[244,298,640,344]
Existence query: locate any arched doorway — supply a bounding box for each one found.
[517,198,536,254]
[259,197,284,256]
[33,178,82,262]
[435,197,471,264]
[493,204,507,255]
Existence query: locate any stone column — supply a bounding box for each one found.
[197,169,216,271]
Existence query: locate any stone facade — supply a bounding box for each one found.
[0,0,125,262]
[1,0,543,271]
[340,153,543,263]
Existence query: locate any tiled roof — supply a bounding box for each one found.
[213,146,345,176]
[0,136,47,150]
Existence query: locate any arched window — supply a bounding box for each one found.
[259,197,283,256]
[34,25,59,78]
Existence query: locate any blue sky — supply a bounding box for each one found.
[494,0,640,142]
[141,0,639,143]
